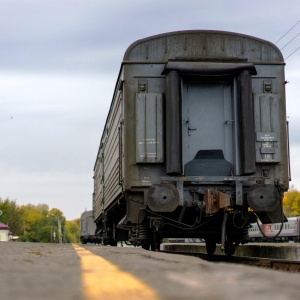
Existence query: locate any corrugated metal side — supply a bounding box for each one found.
[93,154,103,221]
[93,92,123,221]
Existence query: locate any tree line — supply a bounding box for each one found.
[0,197,80,243]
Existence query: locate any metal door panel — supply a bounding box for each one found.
[182,82,233,170]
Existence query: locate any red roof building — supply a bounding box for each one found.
[0,222,10,242]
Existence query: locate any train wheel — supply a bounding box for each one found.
[141,240,151,250]
[205,238,216,255]
[224,238,236,256]
[109,239,117,246]
[150,230,161,251]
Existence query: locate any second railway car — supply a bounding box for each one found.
[249,217,300,242]
[80,210,97,244]
[93,30,290,255]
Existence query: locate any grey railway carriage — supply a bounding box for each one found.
[93,30,290,255]
[80,210,97,244]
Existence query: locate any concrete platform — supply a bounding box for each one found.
[1,242,300,300]
[162,242,300,260]
[85,244,300,300]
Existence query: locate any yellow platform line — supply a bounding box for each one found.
[72,244,159,300]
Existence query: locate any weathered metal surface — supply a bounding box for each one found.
[254,94,281,163]
[146,184,180,212]
[204,189,231,215]
[136,93,164,163]
[124,30,284,63]
[165,70,182,174]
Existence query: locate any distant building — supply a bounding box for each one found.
[0,222,10,242]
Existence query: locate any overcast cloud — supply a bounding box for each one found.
[1,0,300,220]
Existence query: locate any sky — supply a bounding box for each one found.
[1,0,300,220]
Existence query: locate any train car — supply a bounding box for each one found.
[248,217,300,242]
[93,30,290,255]
[264,216,300,242]
[168,238,204,243]
[248,221,264,242]
[80,210,97,244]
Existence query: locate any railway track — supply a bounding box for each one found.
[162,250,300,273]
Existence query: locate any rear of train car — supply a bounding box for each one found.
[80,210,97,244]
[93,30,290,255]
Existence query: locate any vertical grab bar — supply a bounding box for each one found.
[286,120,292,181]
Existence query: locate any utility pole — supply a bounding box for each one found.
[57,217,62,244]
[49,214,63,244]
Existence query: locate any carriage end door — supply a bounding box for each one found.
[182,81,235,174]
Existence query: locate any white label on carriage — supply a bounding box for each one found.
[256,132,278,142]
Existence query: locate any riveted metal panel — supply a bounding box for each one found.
[136,93,164,163]
[254,94,281,163]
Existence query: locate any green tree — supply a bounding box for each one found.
[19,204,64,243]
[64,218,80,243]
[1,196,70,243]
[0,197,23,236]
[21,204,48,242]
